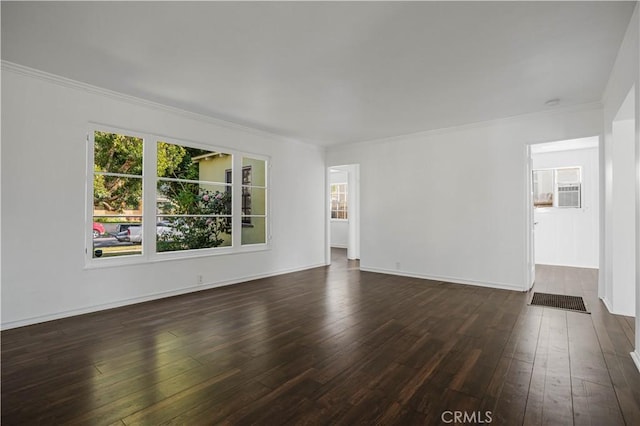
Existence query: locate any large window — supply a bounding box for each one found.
[533,167,581,208]
[88,129,269,263]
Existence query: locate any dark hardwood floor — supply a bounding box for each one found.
[2,249,639,425]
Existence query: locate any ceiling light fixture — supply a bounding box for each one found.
[545,98,560,107]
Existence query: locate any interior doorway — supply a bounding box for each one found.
[327,164,360,264]
[526,136,601,290]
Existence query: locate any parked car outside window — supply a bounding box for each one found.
[93,222,105,238]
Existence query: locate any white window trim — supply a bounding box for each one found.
[85,124,271,269]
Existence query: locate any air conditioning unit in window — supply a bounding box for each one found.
[557,184,581,208]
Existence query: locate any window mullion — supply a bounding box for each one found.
[86,131,95,261]
[143,136,158,257]
[232,154,242,248]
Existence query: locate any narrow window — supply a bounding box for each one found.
[331,183,348,219]
[226,167,252,224]
[533,170,554,207]
[241,157,267,245]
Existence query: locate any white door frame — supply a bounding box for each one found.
[525,136,601,292]
[525,145,535,291]
[326,164,360,264]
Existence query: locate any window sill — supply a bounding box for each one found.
[84,244,271,270]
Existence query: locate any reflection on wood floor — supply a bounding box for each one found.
[2,251,639,425]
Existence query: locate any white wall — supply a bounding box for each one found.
[601,3,639,369]
[602,4,638,320]
[327,105,603,291]
[1,65,326,329]
[603,92,636,317]
[612,116,636,317]
[329,169,348,248]
[532,147,599,268]
[637,7,640,373]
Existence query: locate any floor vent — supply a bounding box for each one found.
[529,292,589,313]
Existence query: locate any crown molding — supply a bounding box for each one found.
[1,60,323,149]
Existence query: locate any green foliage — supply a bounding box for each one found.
[93,136,205,212]
[157,189,232,252]
[94,132,143,175]
[157,142,187,178]
[155,143,231,251]
[93,132,143,212]
[157,141,211,181]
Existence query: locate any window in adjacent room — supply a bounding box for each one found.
[331,183,348,219]
[533,167,581,208]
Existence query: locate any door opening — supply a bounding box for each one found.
[527,136,600,290]
[327,164,360,264]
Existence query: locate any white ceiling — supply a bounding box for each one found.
[531,136,599,154]
[1,1,635,146]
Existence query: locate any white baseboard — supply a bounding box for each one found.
[360,266,525,292]
[599,296,635,317]
[535,262,598,270]
[631,351,640,373]
[1,263,326,330]
[601,296,614,314]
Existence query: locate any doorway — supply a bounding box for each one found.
[527,136,601,289]
[326,164,360,264]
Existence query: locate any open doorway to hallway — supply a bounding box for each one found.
[327,165,360,264]
[525,136,601,294]
[530,136,600,274]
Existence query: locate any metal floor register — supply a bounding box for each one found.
[529,292,589,313]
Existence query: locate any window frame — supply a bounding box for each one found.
[85,124,271,268]
[330,182,348,221]
[226,166,253,225]
[240,157,269,245]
